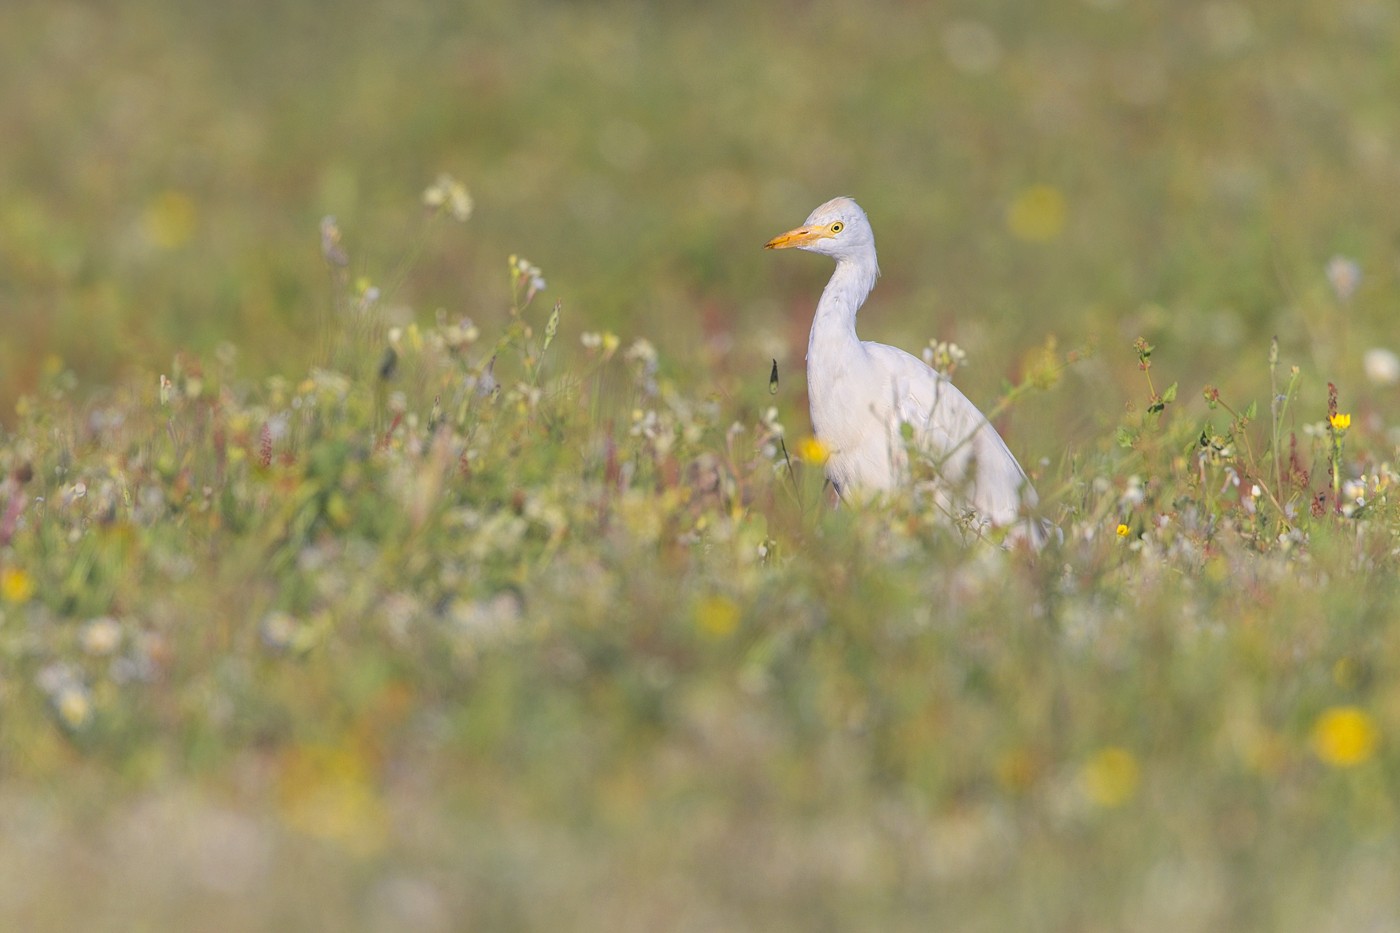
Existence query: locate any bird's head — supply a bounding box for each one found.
[764,197,876,266]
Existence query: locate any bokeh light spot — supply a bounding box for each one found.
[1081,747,1139,807]
[1007,185,1067,242]
[695,595,740,639]
[942,21,1002,75]
[144,190,197,250]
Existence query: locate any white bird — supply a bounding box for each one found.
[765,197,1044,542]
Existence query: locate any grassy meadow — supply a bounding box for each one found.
[4,0,1400,929]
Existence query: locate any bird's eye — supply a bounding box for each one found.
[830,222,844,233]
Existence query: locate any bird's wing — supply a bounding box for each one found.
[864,342,1036,525]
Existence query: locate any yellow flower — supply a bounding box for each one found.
[1,568,34,604]
[1330,412,1351,430]
[695,595,740,639]
[1116,523,1129,537]
[797,436,830,465]
[1311,706,1377,767]
[1080,747,1140,807]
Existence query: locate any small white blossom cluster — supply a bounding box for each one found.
[1364,347,1400,386]
[755,406,786,463]
[580,331,621,359]
[434,316,481,353]
[1341,467,1399,517]
[36,662,92,730]
[631,407,676,458]
[624,338,657,368]
[624,337,659,395]
[923,339,969,376]
[510,255,547,298]
[422,173,474,222]
[1326,255,1360,303]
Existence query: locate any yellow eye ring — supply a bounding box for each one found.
[830,222,844,233]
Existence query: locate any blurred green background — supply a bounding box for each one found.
[7,3,1400,929]
[6,0,1400,447]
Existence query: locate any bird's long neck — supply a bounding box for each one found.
[807,255,878,361]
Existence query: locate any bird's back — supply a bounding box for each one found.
[826,342,1036,529]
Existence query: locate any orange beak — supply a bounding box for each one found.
[764,225,826,250]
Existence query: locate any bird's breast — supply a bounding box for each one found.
[807,348,900,491]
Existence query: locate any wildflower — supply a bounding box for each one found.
[319,215,348,266]
[57,688,93,730]
[923,339,969,375]
[1325,255,1361,303]
[510,255,546,297]
[1116,523,1129,537]
[1364,348,1400,386]
[695,595,740,639]
[580,332,602,350]
[624,338,658,367]
[798,436,830,465]
[761,406,784,438]
[357,285,380,315]
[1329,412,1351,431]
[80,617,123,656]
[422,173,473,222]
[1080,747,1140,807]
[35,663,92,730]
[601,332,620,359]
[1311,706,1378,767]
[261,611,299,650]
[442,318,480,350]
[1,567,34,604]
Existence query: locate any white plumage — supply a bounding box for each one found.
[766,197,1043,542]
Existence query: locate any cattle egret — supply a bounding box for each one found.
[766,197,1044,542]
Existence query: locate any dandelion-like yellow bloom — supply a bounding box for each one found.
[1080,747,1140,807]
[0,567,34,604]
[1330,412,1351,430]
[1116,523,1129,537]
[1311,705,1378,767]
[797,436,830,465]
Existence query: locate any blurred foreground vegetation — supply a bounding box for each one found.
[4,0,1400,930]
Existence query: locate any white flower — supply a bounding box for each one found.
[1326,255,1361,302]
[512,256,546,293]
[423,173,473,221]
[1364,347,1400,386]
[261,611,298,649]
[923,339,969,375]
[624,338,658,368]
[80,617,123,656]
[35,663,93,730]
